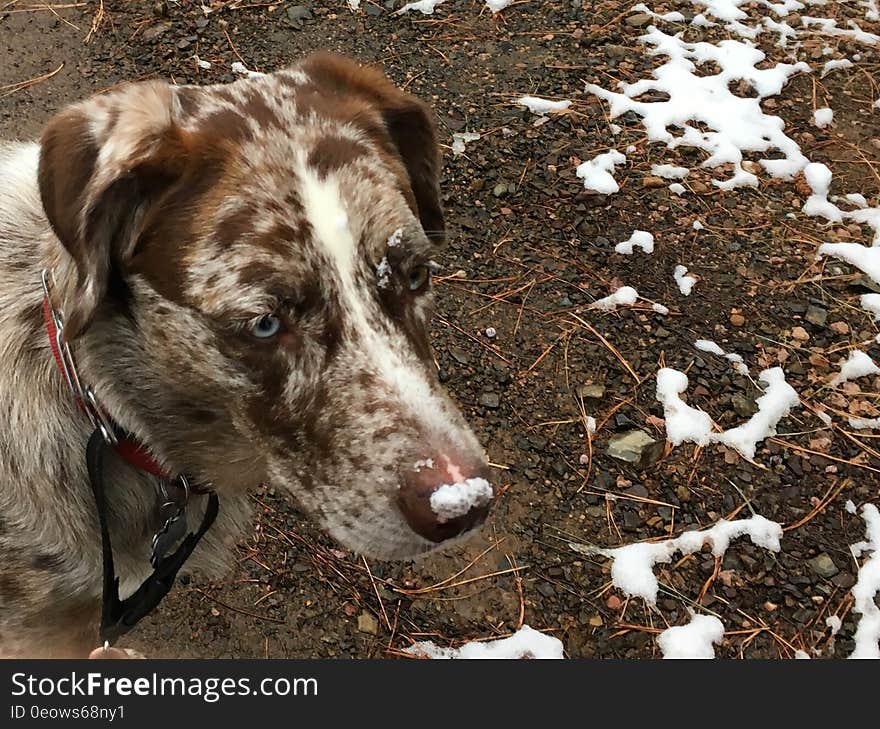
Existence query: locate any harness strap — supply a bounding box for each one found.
[86,429,220,645]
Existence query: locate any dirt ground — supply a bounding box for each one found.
[2,0,879,659]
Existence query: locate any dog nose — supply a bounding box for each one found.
[397,456,494,544]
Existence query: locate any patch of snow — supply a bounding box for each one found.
[831,350,880,385]
[651,163,690,179]
[397,0,445,14]
[631,3,686,23]
[695,340,748,374]
[693,219,705,230]
[674,265,697,295]
[485,0,514,11]
[842,193,869,209]
[794,649,811,659]
[404,625,564,659]
[347,0,361,9]
[715,367,800,459]
[193,55,211,70]
[802,162,843,221]
[586,416,597,434]
[850,504,880,658]
[451,132,481,156]
[849,417,880,430]
[231,61,263,78]
[576,150,627,194]
[658,613,725,659]
[696,339,725,356]
[429,478,493,523]
[813,107,833,127]
[656,367,715,446]
[615,230,655,254]
[653,302,670,315]
[669,183,686,195]
[589,285,639,311]
[847,500,859,514]
[585,27,810,189]
[821,58,854,77]
[603,515,783,603]
[517,96,571,114]
[819,242,880,286]
[376,257,392,289]
[826,615,842,635]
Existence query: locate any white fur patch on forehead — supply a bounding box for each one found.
[296,155,357,278]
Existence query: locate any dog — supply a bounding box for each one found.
[0,53,494,658]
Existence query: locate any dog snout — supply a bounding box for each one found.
[396,453,494,544]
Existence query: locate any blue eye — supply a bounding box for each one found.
[250,314,283,339]
[408,265,431,292]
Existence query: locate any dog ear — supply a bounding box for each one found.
[299,54,445,243]
[38,81,190,339]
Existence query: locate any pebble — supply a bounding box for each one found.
[576,383,605,399]
[357,612,379,635]
[479,392,501,409]
[607,430,663,469]
[808,553,839,579]
[805,304,827,327]
[625,12,652,26]
[730,312,746,327]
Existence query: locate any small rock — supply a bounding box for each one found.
[479,392,501,409]
[357,612,379,635]
[808,553,839,579]
[730,312,746,327]
[790,326,810,342]
[537,581,556,597]
[576,383,605,400]
[588,614,604,627]
[626,12,652,26]
[449,346,470,365]
[805,305,827,327]
[829,321,849,335]
[607,430,664,469]
[493,183,508,197]
[286,5,313,25]
[642,175,666,188]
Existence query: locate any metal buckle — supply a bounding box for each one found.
[150,475,191,567]
[42,269,118,445]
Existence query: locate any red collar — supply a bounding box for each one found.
[42,295,172,481]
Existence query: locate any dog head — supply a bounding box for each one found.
[37,54,494,559]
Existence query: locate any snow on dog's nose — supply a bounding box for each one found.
[397,452,494,544]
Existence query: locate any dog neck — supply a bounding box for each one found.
[40,270,173,482]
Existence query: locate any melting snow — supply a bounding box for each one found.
[850,417,880,430]
[517,96,571,114]
[585,27,809,189]
[651,163,689,179]
[576,150,627,194]
[601,515,783,603]
[821,58,854,77]
[405,625,564,659]
[813,107,834,128]
[658,613,725,659]
[830,350,880,385]
[589,285,639,310]
[656,368,715,446]
[451,132,481,156]
[695,339,749,375]
[615,230,655,254]
[485,0,514,11]
[850,504,880,658]
[656,367,798,459]
[803,162,843,221]
[397,0,445,14]
[674,265,697,295]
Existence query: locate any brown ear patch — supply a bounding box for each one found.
[300,53,445,243]
[37,81,196,338]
